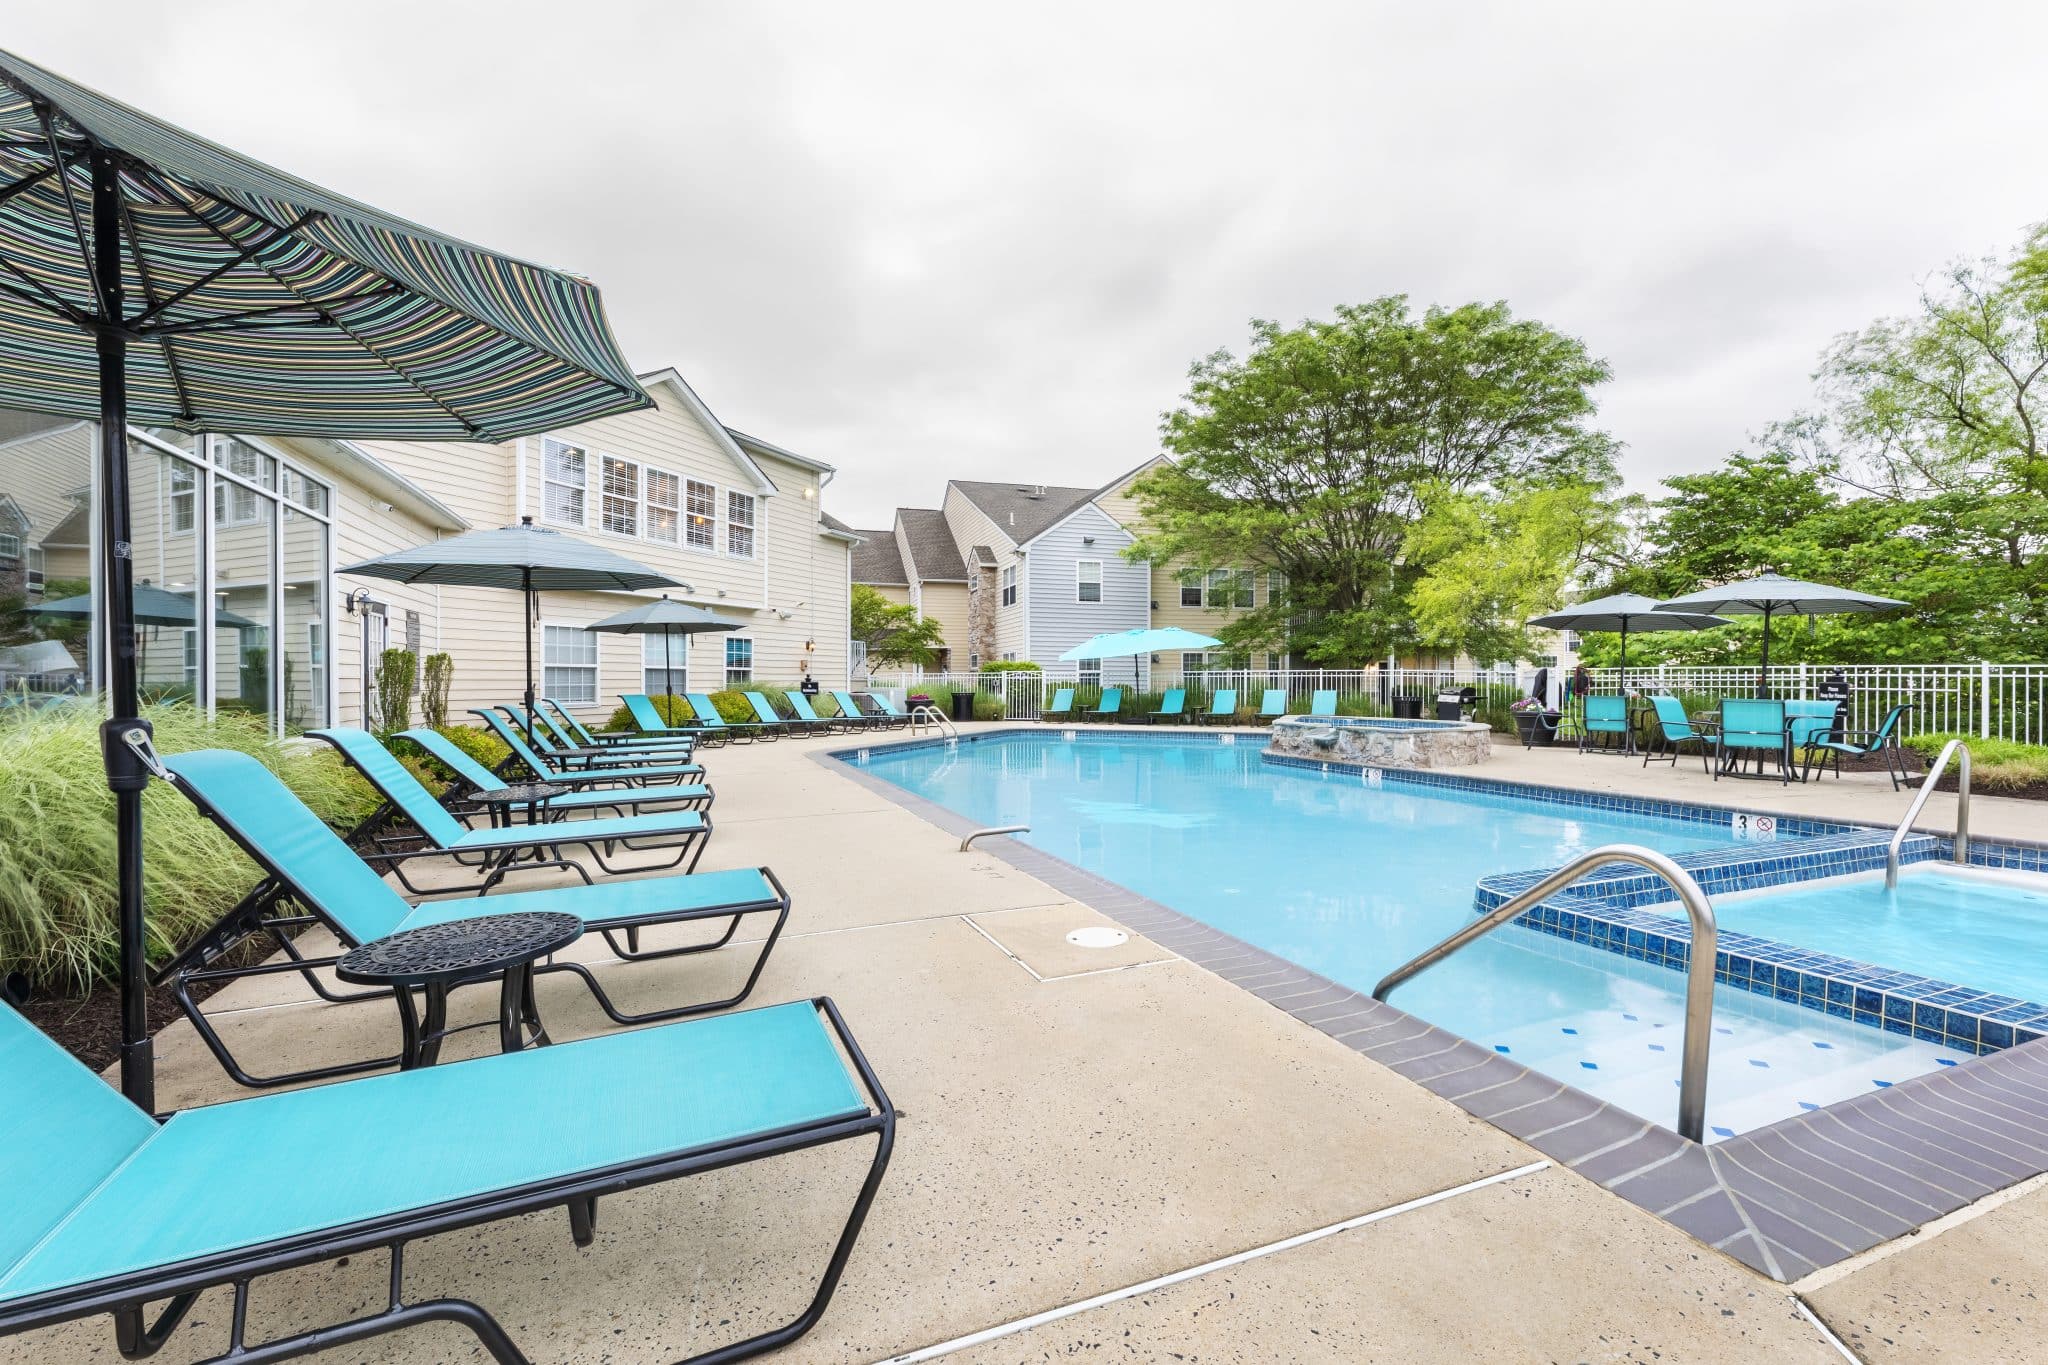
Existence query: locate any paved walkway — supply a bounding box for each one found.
[10,724,2041,1362]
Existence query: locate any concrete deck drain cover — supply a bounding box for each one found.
[1066,926,1129,948]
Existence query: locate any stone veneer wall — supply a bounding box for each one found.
[1266,716,1492,769]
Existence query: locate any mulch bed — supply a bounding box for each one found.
[18,935,273,1073]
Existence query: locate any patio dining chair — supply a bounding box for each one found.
[1042,686,1076,721]
[0,996,891,1365]
[312,727,711,893]
[1579,695,1632,755]
[1201,688,1238,724]
[1642,694,1713,773]
[1803,703,1913,789]
[1714,697,1792,784]
[157,748,782,1088]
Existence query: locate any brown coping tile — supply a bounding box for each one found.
[1567,1129,1693,1186]
[1609,1145,1719,1214]
[1445,1072,1570,1123]
[1487,1089,1610,1144]
[1735,1126,1955,1219]
[1659,1188,1749,1246]
[1730,1195,1857,1271]
[1535,1106,1658,1165]
[1710,1150,1902,1248]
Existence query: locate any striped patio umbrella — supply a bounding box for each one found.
[0,47,652,1108]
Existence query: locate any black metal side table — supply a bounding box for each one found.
[472,781,567,828]
[336,911,583,1069]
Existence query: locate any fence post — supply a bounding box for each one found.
[1981,661,1993,739]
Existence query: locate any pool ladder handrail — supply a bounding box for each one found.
[1371,844,1719,1145]
[1886,737,1970,890]
[908,704,958,740]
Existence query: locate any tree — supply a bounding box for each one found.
[850,583,945,676]
[1125,298,1618,664]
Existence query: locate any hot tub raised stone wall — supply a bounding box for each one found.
[1266,715,1494,770]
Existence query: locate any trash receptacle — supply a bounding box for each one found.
[950,688,976,723]
[1391,694,1424,719]
[1435,691,1465,722]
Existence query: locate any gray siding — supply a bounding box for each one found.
[1024,504,1148,667]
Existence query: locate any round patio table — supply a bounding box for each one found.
[336,911,583,1069]
[472,781,567,828]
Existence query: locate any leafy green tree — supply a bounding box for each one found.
[851,583,945,676]
[1125,298,1618,664]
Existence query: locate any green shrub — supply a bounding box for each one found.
[420,652,454,730]
[972,693,1006,721]
[375,648,417,734]
[706,689,756,724]
[980,660,1041,674]
[0,703,379,991]
[1903,731,2048,792]
[603,693,691,731]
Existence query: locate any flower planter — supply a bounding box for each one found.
[1514,711,1561,748]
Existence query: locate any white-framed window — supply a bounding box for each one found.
[646,469,680,544]
[1079,661,1101,687]
[180,628,199,691]
[1206,568,1232,607]
[1000,564,1017,607]
[1182,651,1207,672]
[685,479,716,550]
[1267,570,1285,605]
[169,461,196,534]
[214,439,265,527]
[968,652,981,670]
[541,624,599,703]
[0,532,17,559]
[306,621,325,713]
[24,544,43,596]
[1076,558,1102,603]
[643,633,687,695]
[1178,570,1202,608]
[724,636,753,685]
[541,438,588,526]
[1233,570,1254,609]
[726,491,756,558]
[280,466,330,519]
[600,456,639,537]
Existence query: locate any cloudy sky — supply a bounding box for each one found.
[10,3,2046,526]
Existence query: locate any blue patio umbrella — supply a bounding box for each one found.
[585,595,743,698]
[1526,592,1729,676]
[1059,627,1222,687]
[1655,574,1906,696]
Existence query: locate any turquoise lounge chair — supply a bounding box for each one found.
[1087,686,1123,719]
[786,690,841,733]
[1804,702,1912,788]
[1714,697,1792,783]
[862,691,914,728]
[0,996,891,1365]
[472,709,706,791]
[1309,689,1337,717]
[399,728,712,816]
[828,689,889,730]
[1146,688,1187,724]
[1258,688,1286,723]
[1642,695,1712,773]
[622,692,706,741]
[508,705,692,771]
[1043,687,1076,721]
[1580,695,1632,755]
[684,691,761,743]
[542,696,695,758]
[159,748,784,1088]
[311,727,710,893]
[1201,688,1238,724]
[742,691,802,739]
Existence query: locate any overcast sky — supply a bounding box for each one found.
[10,3,2047,527]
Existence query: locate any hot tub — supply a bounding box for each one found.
[1266,714,1493,770]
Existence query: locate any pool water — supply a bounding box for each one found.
[1693,865,2048,1006]
[852,733,1970,1138]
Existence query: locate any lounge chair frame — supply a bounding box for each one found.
[473,709,706,794]
[398,728,711,821]
[0,997,892,1365]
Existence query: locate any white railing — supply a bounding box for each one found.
[867,660,2048,740]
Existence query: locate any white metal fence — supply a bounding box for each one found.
[871,661,2048,741]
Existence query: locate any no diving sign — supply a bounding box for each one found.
[1730,812,1778,842]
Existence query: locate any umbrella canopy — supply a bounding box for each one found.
[1526,592,1729,675]
[343,519,679,714]
[31,582,256,629]
[0,48,651,1110]
[1654,574,1907,693]
[585,595,743,698]
[1058,627,1222,662]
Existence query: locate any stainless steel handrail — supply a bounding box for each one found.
[909,704,958,739]
[960,825,1029,851]
[1886,737,1970,890]
[1372,844,1719,1144]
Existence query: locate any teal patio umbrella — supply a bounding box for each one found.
[1526,592,1729,676]
[0,48,650,1108]
[585,595,742,698]
[343,520,678,719]
[1059,626,1222,687]
[30,581,256,630]
[1655,574,1906,696]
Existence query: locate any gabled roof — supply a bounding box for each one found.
[968,543,997,569]
[896,508,966,582]
[849,528,909,586]
[817,510,861,544]
[632,367,778,496]
[725,426,835,476]
[947,479,1097,546]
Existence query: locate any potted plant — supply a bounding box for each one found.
[1510,696,1560,748]
[906,691,934,711]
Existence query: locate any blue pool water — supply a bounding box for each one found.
[1697,866,2048,1006]
[852,733,1971,1137]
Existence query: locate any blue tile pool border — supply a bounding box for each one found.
[815,727,2048,1282]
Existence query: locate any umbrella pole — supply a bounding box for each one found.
[665,626,676,700]
[90,151,154,1111]
[523,571,537,724]
[1758,605,1772,699]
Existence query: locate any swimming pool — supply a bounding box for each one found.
[1696,864,2048,1007]
[848,731,1971,1138]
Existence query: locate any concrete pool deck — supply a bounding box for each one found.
[7,723,2041,1362]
